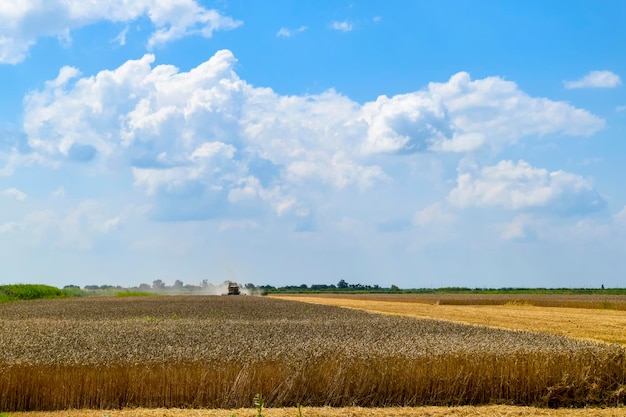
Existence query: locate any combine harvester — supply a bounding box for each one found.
[227,282,240,295]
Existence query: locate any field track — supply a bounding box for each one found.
[270,294,626,345]
[6,405,626,416]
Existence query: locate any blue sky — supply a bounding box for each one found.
[0,0,625,289]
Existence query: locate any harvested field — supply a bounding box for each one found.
[289,293,626,310]
[271,294,626,344]
[1,296,626,411]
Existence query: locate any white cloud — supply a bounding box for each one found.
[18,50,606,221]
[614,206,626,227]
[276,28,290,38]
[284,152,387,190]
[0,199,120,248]
[0,0,242,64]
[332,21,353,32]
[427,72,604,151]
[111,25,129,46]
[0,210,55,245]
[360,91,449,154]
[51,186,65,198]
[617,105,626,112]
[227,176,261,203]
[58,200,121,248]
[132,140,239,196]
[501,214,536,241]
[145,1,242,49]
[359,72,604,155]
[498,206,620,244]
[2,187,27,201]
[336,216,363,232]
[413,203,456,227]
[564,70,622,89]
[276,26,307,38]
[449,160,605,214]
[0,221,17,234]
[45,65,81,88]
[430,132,486,153]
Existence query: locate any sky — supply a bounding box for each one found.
[0,0,625,289]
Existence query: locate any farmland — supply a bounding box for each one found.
[1,295,626,413]
[6,405,626,417]
[271,293,626,344]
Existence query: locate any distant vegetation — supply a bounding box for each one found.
[260,279,626,295]
[0,284,82,303]
[0,279,624,303]
[115,291,155,297]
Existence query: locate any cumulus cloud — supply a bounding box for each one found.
[0,0,242,64]
[332,21,353,32]
[359,72,604,154]
[564,71,622,89]
[276,26,307,38]
[284,152,387,190]
[20,49,375,217]
[18,50,606,221]
[427,72,604,151]
[449,160,605,215]
[360,92,450,154]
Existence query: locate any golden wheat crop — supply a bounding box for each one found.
[1,296,625,411]
[281,293,626,310]
[273,294,626,344]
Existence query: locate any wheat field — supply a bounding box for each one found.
[271,293,626,344]
[6,405,626,417]
[1,295,625,412]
